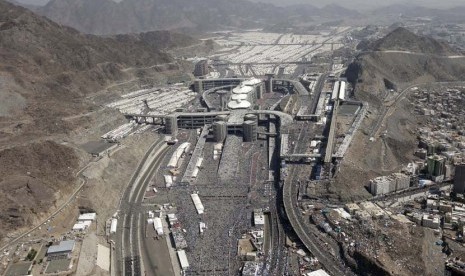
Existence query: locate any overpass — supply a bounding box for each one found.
[201,84,236,110]
[281,153,321,159]
[274,79,308,96]
[213,61,317,66]
[125,109,294,129]
[194,78,243,93]
[324,101,339,163]
[237,42,344,46]
[195,77,309,103]
[282,177,352,276]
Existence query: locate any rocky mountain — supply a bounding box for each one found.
[0,0,196,241]
[335,27,465,201]
[31,0,360,35]
[35,0,283,34]
[369,4,465,23]
[362,27,459,55]
[114,30,198,50]
[318,4,360,18]
[347,27,464,100]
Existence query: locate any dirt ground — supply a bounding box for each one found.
[79,131,161,234]
[330,89,419,202]
[75,232,99,276]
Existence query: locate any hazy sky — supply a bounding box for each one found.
[14,0,465,9]
[250,0,465,9]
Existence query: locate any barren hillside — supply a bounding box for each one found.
[0,0,195,241]
[347,28,465,108]
[333,27,465,201]
[362,27,460,55]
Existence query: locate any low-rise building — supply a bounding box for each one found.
[426,199,439,210]
[47,240,75,259]
[242,261,259,276]
[253,209,265,226]
[369,173,411,196]
[359,201,385,218]
[78,213,96,221]
[439,202,453,213]
[345,203,360,215]
[422,214,440,229]
[407,212,423,225]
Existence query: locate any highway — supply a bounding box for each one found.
[115,138,170,276]
[280,71,355,275]
[282,169,354,276]
[267,192,287,275]
[324,100,339,163]
[309,73,327,114]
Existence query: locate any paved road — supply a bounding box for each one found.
[310,73,327,114]
[115,138,170,276]
[283,169,353,276]
[281,70,354,275]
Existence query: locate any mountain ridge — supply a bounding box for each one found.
[0,0,198,241]
[29,0,361,35]
[364,27,459,55]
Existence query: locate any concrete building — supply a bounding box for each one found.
[344,203,360,215]
[454,163,465,194]
[265,74,274,93]
[47,240,75,258]
[72,220,92,231]
[369,176,392,196]
[242,261,259,276]
[194,59,209,77]
[253,209,265,226]
[427,155,445,177]
[422,214,440,229]
[370,173,411,196]
[243,120,257,142]
[217,90,229,111]
[426,199,439,210]
[445,164,454,181]
[78,213,96,221]
[165,115,178,135]
[212,121,227,142]
[393,173,411,190]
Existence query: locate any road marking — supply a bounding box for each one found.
[137,213,145,276]
[122,139,162,209]
[130,214,134,276]
[129,144,167,203]
[121,214,127,275]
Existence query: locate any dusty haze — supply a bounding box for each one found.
[15,0,465,9]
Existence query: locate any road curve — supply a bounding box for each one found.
[282,178,353,275]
